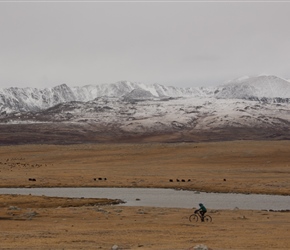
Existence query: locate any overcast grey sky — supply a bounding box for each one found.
[0,1,290,89]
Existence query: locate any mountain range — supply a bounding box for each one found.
[0,75,290,144]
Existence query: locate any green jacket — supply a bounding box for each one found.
[199,204,207,212]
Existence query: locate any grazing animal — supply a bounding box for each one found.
[176,179,180,182]
[169,179,173,182]
[181,179,185,182]
[188,179,191,182]
[94,177,106,181]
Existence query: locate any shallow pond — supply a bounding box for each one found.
[0,187,289,210]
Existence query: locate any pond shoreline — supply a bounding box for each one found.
[1,187,289,211]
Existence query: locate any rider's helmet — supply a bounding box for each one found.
[199,203,203,206]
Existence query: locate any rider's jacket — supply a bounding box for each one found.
[199,204,207,212]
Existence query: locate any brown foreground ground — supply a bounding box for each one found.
[0,140,290,249]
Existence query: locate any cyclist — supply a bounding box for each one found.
[194,203,207,221]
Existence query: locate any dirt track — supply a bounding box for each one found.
[0,141,290,249]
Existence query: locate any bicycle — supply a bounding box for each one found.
[189,211,212,223]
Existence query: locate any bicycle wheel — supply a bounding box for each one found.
[189,214,199,222]
[204,215,212,222]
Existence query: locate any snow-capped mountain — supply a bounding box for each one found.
[215,75,290,101]
[0,81,213,114]
[0,84,76,114]
[1,75,290,144]
[1,75,290,115]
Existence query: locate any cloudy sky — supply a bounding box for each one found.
[0,1,290,89]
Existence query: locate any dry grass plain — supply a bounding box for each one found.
[0,140,290,249]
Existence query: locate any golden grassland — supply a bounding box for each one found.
[0,140,290,249]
